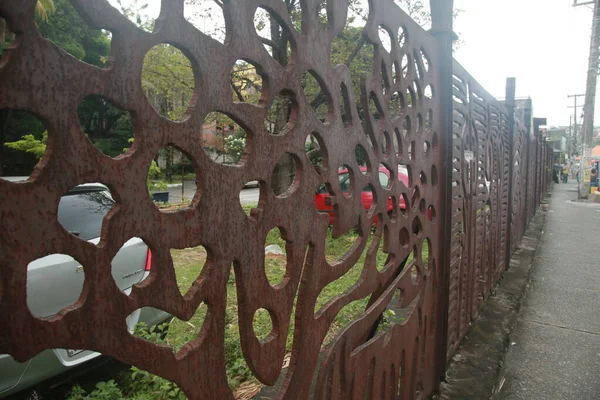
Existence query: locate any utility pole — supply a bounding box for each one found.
[568,94,585,158]
[574,0,600,197]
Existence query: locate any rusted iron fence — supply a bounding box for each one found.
[0,0,552,399]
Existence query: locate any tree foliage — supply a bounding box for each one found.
[5,131,48,160]
[224,130,247,164]
[1,0,457,179]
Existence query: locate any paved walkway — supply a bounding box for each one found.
[497,182,600,399]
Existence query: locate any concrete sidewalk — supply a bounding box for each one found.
[496,182,600,400]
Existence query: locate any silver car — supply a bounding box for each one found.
[0,180,171,397]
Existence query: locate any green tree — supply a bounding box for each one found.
[36,0,110,65]
[5,131,47,160]
[0,1,55,46]
[35,0,56,22]
[1,0,113,176]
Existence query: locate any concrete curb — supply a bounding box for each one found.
[435,197,550,400]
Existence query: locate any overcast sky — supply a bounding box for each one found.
[454,0,595,128]
[110,0,597,127]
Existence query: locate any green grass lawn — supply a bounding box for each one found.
[161,205,428,392]
[65,204,429,398]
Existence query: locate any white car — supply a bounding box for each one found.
[0,179,171,398]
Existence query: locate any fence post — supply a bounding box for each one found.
[533,118,546,208]
[523,101,532,222]
[505,78,516,270]
[430,0,455,382]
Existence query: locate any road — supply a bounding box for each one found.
[165,180,260,205]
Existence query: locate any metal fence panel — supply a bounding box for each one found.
[0,0,553,398]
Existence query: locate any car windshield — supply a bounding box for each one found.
[57,189,114,240]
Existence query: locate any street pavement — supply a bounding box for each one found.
[166,180,260,205]
[497,181,600,399]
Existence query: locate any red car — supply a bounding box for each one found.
[315,166,410,224]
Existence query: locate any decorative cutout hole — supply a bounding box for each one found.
[412,217,423,237]
[378,26,393,53]
[315,183,335,222]
[419,171,427,185]
[240,181,261,219]
[203,113,250,165]
[58,183,114,241]
[315,226,369,321]
[340,82,353,126]
[78,96,133,158]
[185,1,226,43]
[428,204,435,222]
[338,165,354,198]
[272,153,299,196]
[403,116,411,138]
[171,245,208,297]
[253,308,274,342]
[406,88,415,108]
[393,128,403,158]
[302,70,330,121]
[150,146,199,211]
[387,196,398,222]
[409,141,416,161]
[392,61,400,84]
[128,307,178,349]
[420,49,430,72]
[38,3,111,62]
[424,85,433,100]
[265,227,289,287]
[266,90,297,135]
[305,132,327,172]
[254,7,293,67]
[382,131,391,156]
[410,264,419,285]
[1,17,16,60]
[1,110,49,181]
[381,61,390,96]
[142,44,195,122]
[419,199,427,214]
[424,141,431,157]
[355,144,369,174]
[423,111,433,132]
[375,223,391,272]
[422,238,431,268]
[398,26,408,48]
[389,91,405,119]
[369,92,384,120]
[27,253,85,318]
[411,184,421,207]
[399,193,409,216]
[401,54,409,78]
[398,164,411,187]
[230,60,265,105]
[225,265,255,389]
[378,164,393,190]
[317,0,329,24]
[413,81,421,101]
[363,184,377,217]
[414,56,422,80]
